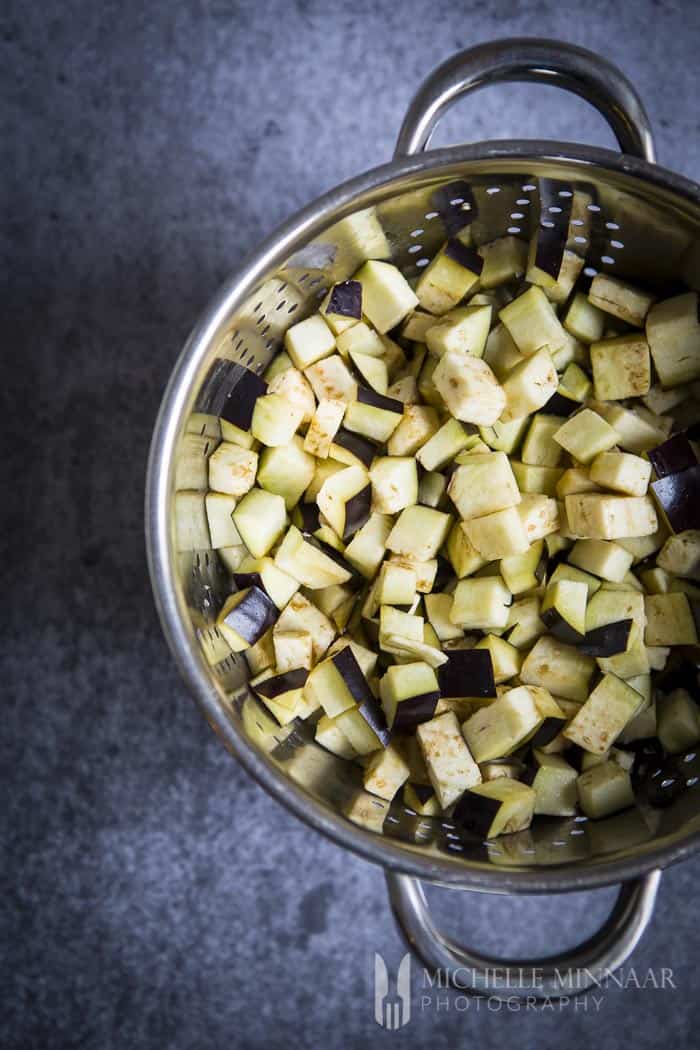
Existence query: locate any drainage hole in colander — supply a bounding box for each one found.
[416,258,430,267]
[510,212,524,220]
[424,210,439,220]
[410,228,424,237]
[275,299,287,310]
[516,198,531,206]
[600,255,616,266]
[610,239,625,250]
[486,186,501,194]
[587,203,601,212]
[521,183,536,191]
[507,226,521,234]
[408,244,422,254]
[584,265,598,277]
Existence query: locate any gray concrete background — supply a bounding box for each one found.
[3,1,700,1047]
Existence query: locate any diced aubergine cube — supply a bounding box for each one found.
[234,557,299,609]
[415,239,483,315]
[500,348,559,423]
[576,762,635,819]
[521,635,595,702]
[464,506,530,560]
[645,292,700,387]
[416,711,482,809]
[251,393,305,447]
[315,714,357,759]
[656,530,700,580]
[462,686,542,762]
[657,689,700,753]
[369,456,418,514]
[578,619,634,657]
[343,388,404,443]
[433,351,506,426]
[450,577,512,631]
[648,434,698,479]
[475,634,523,683]
[425,305,491,358]
[386,506,452,561]
[453,778,536,838]
[257,438,316,510]
[208,442,258,498]
[267,367,316,426]
[404,782,441,816]
[588,273,655,328]
[651,464,700,533]
[564,494,658,540]
[274,525,352,588]
[541,579,587,643]
[205,492,242,549]
[233,489,287,557]
[354,260,419,333]
[590,333,651,401]
[305,354,358,403]
[438,648,496,698]
[284,313,336,370]
[363,745,411,800]
[317,464,371,540]
[447,451,520,521]
[589,452,651,497]
[499,285,569,357]
[563,673,643,754]
[553,409,618,464]
[379,661,441,730]
[528,751,578,816]
[644,593,698,646]
[387,404,440,457]
[217,586,278,652]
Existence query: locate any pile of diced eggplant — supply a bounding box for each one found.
[192,205,700,841]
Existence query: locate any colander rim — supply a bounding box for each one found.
[146,139,700,892]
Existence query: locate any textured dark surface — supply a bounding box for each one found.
[3,1,700,1047]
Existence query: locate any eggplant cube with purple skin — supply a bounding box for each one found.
[415,239,484,315]
[379,661,441,731]
[417,711,482,810]
[453,777,536,838]
[462,686,542,763]
[217,586,278,652]
[354,260,419,334]
[317,464,371,541]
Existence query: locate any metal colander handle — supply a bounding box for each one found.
[387,869,662,1001]
[394,37,656,162]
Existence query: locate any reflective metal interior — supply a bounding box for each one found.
[148,146,700,890]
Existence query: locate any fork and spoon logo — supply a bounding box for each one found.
[374,952,412,1029]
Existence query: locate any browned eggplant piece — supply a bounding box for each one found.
[578,618,633,657]
[648,434,697,479]
[651,465,700,531]
[438,649,496,699]
[326,280,362,319]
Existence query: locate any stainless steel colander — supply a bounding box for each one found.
[146,39,700,997]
